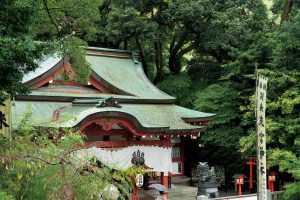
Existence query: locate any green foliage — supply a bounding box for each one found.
[2,0,300,197]
[193,82,245,179]
[0,0,102,103]
[236,7,300,198]
[0,190,15,200]
[156,1,299,194]
[55,37,91,84]
[268,149,300,200]
[31,0,102,39]
[0,0,41,102]
[157,74,194,107]
[0,113,137,200]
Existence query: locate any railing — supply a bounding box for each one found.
[212,194,256,200]
[211,191,284,200]
[270,191,283,200]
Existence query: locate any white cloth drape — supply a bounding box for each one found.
[77,146,172,173]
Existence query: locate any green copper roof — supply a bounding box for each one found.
[22,54,62,83]
[21,51,175,101]
[86,55,174,100]
[12,101,72,129]
[12,101,212,132]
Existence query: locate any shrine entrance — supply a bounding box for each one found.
[79,115,172,191]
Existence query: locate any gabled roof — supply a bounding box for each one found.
[21,47,174,102]
[15,47,215,132]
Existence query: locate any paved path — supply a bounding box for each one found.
[138,189,155,200]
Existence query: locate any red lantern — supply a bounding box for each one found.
[233,174,246,196]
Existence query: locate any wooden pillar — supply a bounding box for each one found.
[238,184,242,196]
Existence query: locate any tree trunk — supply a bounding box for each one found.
[168,37,186,74]
[123,39,128,50]
[153,41,164,84]
[169,55,181,74]
[168,36,198,74]
[135,37,148,76]
[281,0,293,23]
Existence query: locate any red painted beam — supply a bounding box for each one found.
[89,76,112,93]
[80,117,200,138]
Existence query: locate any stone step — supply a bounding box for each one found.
[141,185,198,200]
[169,197,195,200]
[169,185,198,200]
[169,195,196,200]
[171,176,191,185]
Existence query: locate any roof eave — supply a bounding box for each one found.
[182,115,216,122]
[15,94,176,104]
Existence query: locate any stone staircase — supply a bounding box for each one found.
[141,184,198,200]
[141,177,198,200]
[168,185,198,200]
[171,176,191,186]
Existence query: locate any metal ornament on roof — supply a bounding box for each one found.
[96,97,121,108]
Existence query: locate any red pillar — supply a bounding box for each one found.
[247,161,256,190]
[131,176,139,200]
[268,180,275,192]
[161,172,169,199]
[238,184,242,196]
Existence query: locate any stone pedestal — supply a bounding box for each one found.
[195,182,220,198]
[197,195,208,200]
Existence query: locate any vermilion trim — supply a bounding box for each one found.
[84,128,132,136]
[80,117,163,137]
[35,76,53,88]
[34,65,67,88]
[32,63,114,94]
[89,76,113,93]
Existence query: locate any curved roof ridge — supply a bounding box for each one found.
[85,46,131,53]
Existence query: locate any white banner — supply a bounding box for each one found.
[256,74,268,200]
[77,146,173,173]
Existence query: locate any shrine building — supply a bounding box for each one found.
[12,47,214,189]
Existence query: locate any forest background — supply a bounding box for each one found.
[0,0,300,199]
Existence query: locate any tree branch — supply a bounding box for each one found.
[281,0,294,23]
[177,40,199,58]
[43,0,61,36]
